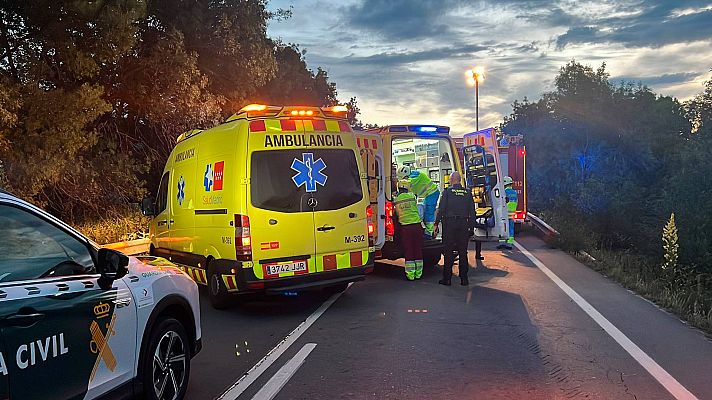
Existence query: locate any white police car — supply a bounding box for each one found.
[0,191,201,400]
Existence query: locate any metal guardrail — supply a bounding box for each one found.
[527,212,560,243]
[103,238,150,255]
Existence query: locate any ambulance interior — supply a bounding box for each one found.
[391,137,456,197]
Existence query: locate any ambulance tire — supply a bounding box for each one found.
[141,317,191,400]
[207,262,231,310]
[423,251,442,267]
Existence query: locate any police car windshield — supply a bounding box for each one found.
[0,205,93,282]
[251,149,363,212]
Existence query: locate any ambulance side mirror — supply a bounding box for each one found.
[97,248,129,290]
[141,197,156,216]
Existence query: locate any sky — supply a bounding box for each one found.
[266,0,712,136]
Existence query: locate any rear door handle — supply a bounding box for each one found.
[2,312,45,328]
[317,226,336,232]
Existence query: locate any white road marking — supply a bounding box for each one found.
[217,286,349,400]
[250,343,317,400]
[514,241,699,400]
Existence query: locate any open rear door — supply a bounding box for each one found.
[463,128,508,242]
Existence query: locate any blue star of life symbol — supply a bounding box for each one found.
[291,153,327,193]
[177,176,185,205]
[203,164,213,192]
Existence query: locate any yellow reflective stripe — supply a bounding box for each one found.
[325,120,340,132]
[294,120,306,131]
[265,119,281,132]
[336,252,350,269]
[362,250,369,265]
[303,120,315,132]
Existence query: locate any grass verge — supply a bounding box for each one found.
[538,213,712,336]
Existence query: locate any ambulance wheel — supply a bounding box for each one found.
[207,263,231,310]
[142,317,190,400]
[424,252,442,267]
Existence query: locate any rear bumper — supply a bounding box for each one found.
[211,254,373,294]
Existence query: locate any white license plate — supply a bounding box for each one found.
[265,261,307,275]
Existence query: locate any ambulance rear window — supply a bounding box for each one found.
[251,149,363,213]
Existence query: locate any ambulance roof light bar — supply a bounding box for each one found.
[387,125,450,134]
[240,104,267,112]
[321,105,349,118]
[227,104,283,121]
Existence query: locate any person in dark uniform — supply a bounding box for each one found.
[433,171,475,286]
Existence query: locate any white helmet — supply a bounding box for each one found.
[397,165,412,179]
[503,176,513,186]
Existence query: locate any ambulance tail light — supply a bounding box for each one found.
[366,205,375,246]
[385,201,395,237]
[235,214,252,261]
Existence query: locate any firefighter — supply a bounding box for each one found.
[433,171,475,286]
[497,176,518,250]
[394,180,424,280]
[397,165,440,238]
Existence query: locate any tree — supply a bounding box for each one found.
[258,44,337,106]
[0,0,351,222]
[501,60,692,254]
[0,1,147,219]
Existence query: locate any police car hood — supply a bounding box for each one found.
[126,255,186,277]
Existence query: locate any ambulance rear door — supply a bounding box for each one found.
[463,128,508,241]
[356,133,385,249]
[246,119,316,280]
[310,121,371,272]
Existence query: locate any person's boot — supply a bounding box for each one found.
[438,279,451,286]
[460,277,469,286]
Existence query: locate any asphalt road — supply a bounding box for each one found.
[185,233,712,400]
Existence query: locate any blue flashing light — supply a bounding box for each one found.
[417,126,437,132]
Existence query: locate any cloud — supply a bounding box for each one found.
[267,0,712,133]
[343,0,468,40]
[313,44,489,67]
[612,72,700,87]
[557,4,712,48]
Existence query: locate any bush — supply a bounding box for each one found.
[75,211,150,245]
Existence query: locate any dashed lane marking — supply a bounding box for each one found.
[250,343,317,400]
[217,286,349,400]
[514,240,699,400]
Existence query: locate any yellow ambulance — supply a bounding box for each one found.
[142,104,374,308]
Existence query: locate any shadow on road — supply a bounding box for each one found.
[198,286,334,316]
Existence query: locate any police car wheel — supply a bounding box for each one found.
[143,317,190,400]
[208,264,231,310]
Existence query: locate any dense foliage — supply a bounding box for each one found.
[0,0,360,222]
[503,61,712,270]
[502,61,712,331]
